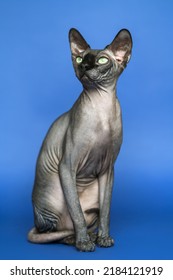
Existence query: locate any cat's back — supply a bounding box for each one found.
[35,111,71,172]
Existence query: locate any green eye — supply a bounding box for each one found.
[98,57,109,64]
[76,57,83,64]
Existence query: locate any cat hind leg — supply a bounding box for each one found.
[28,205,74,243]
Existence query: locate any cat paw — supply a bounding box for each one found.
[97,235,114,247]
[76,239,95,252]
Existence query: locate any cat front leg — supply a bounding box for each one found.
[97,167,114,247]
[59,161,95,252]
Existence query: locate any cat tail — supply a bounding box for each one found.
[27,227,74,244]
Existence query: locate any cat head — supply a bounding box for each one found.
[69,28,132,88]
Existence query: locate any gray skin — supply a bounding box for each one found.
[28,28,132,252]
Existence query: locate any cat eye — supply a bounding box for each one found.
[76,57,83,64]
[98,57,109,65]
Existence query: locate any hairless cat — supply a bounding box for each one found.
[28,28,132,251]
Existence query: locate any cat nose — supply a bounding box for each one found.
[80,63,92,71]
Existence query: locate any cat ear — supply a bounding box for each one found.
[69,28,90,56]
[106,29,132,66]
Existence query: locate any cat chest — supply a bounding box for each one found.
[77,127,121,179]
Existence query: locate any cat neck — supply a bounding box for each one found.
[71,82,120,129]
[82,82,117,106]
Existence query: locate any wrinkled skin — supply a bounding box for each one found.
[28,28,132,252]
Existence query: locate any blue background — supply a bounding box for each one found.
[0,0,173,260]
